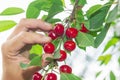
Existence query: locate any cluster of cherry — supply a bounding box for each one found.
[33,23,88,80]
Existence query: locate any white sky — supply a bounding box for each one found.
[0,0,118,80]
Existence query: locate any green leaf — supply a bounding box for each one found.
[94,23,111,48]
[0,7,24,15]
[88,2,111,30]
[26,0,52,18]
[45,0,64,21]
[75,32,94,47]
[70,0,87,6]
[76,10,85,23]
[0,20,16,32]
[20,63,29,69]
[26,6,40,18]
[96,71,102,78]
[106,5,118,23]
[110,71,116,80]
[29,56,42,66]
[98,54,112,65]
[30,44,43,55]
[103,37,119,52]
[53,50,61,59]
[86,4,102,18]
[118,56,120,66]
[52,38,60,49]
[60,73,82,80]
[47,18,61,24]
[29,54,38,60]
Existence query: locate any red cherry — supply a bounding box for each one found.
[54,23,64,36]
[59,65,72,74]
[80,23,89,33]
[45,73,57,80]
[44,42,55,54]
[33,72,43,80]
[48,30,57,40]
[58,50,67,61]
[66,28,78,38]
[64,40,76,51]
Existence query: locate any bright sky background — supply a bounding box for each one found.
[0,0,119,80]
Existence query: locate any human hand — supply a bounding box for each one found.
[1,19,53,80]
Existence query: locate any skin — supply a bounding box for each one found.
[1,18,53,80]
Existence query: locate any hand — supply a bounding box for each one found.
[1,19,53,80]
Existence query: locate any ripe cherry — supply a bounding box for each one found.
[45,73,57,80]
[66,28,78,38]
[33,72,43,80]
[80,23,89,33]
[64,40,76,51]
[58,50,67,61]
[48,30,57,40]
[44,42,55,54]
[54,23,64,36]
[59,65,72,74]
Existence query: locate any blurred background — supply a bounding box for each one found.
[0,0,120,80]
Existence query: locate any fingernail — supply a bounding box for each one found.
[43,36,52,42]
[44,22,53,29]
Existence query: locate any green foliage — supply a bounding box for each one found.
[0,7,24,15]
[30,44,43,55]
[0,20,16,32]
[98,54,112,65]
[106,5,118,23]
[29,56,42,67]
[96,71,102,78]
[76,10,85,24]
[110,71,116,80]
[53,50,61,59]
[88,2,111,30]
[86,4,102,18]
[118,56,120,66]
[103,37,119,53]
[26,0,52,18]
[60,73,82,80]
[94,23,111,48]
[20,63,29,69]
[70,0,87,6]
[75,32,94,47]
[45,0,64,21]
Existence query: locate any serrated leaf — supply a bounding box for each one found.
[88,2,111,30]
[75,32,94,47]
[76,10,85,23]
[86,4,102,18]
[45,0,64,21]
[29,56,42,66]
[110,71,116,80]
[30,44,43,55]
[96,71,102,78]
[106,5,118,23]
[20,63,29,69]
[94,23,111,48]
[103,37,119,53]
[0,20,16,32]
[60,73,82,80]
[26,0,52,18]
[0,7,24,15]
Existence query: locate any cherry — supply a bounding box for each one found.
[66,28,78,38]
[33,72,43,80]
[58,50,67,61]
[80,23,89,33]
[48,30,57,40]
[64,40,76,51]
[59,65,72,74]
[45,73,57,80]
[54,23,64,36]
[44,42,55,54]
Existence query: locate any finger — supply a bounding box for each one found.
[8,18,53,39]
[5,31,51,54]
